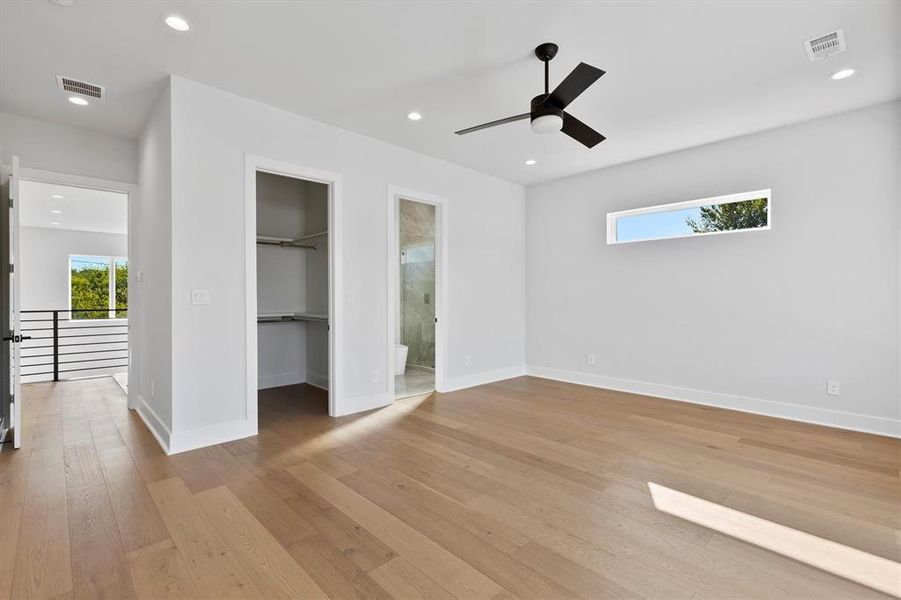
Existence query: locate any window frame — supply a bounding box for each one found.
[606,188,772,245]
[67,254,128,322]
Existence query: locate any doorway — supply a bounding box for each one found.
[388,187,446,400]
[1,159,137,449]
[18,180,129,388]
[245,156,342,426]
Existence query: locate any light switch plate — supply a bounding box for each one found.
[192,289,210,305]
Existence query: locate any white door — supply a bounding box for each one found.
[6,157,21,448]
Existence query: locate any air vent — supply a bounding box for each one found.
[804,29,846,62]
[56,75,104,99]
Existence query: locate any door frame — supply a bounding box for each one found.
[244,155,343,421]
[14,167,138,409]
[386,185,447,397]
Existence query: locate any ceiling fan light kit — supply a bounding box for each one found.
[455,42,606,148]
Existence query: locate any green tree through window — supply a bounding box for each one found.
[115,259,128,319]
[685,198,768,233]
[70,256,127,319]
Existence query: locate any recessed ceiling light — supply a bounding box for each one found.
[165,15,191,32]
[407,112,422,121]
[831,68,855,80]
[524,159,537,165]
[68,96,89,106]
[51,210,62,214]
[51,194,64,199]
[51,222,61,226]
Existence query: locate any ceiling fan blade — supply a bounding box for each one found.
[561,112,606,148]
[455,113,530,135]
[547,62,605,109]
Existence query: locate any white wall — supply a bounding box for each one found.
[18,226,128,381]
[1,112,137,183]
[526,101,900,436]
[163,75,525,446]
[135,84,173,446]
[304,183,329,388]
[19,226,126,309]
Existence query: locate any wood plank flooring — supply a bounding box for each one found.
[0,375,898,599]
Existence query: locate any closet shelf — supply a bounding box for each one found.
[257,312,329,324]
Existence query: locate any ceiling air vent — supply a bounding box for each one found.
[56,75,104,99]
[804,29,846,62]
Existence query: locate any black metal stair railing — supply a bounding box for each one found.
[19,309,128,382]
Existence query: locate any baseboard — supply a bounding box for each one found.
[134,394,171,454]
[525,365,901,439]
[334,392,392,417]
[258,370,306,390]
[440,365,526,393]
[168,417,257,455]
[306,371,329,391]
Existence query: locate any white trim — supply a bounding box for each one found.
[245,155,343,430]
[525,365,901,439]
[606,188,771,245]
[386,186,447,399]
[169,417,257,455]
[135,394,171,454]
[15,167,139,411]
[441,365,526,393]
[258,370,306,390]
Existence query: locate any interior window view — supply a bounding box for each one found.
[0,2,898,600]
[608,189,771,243]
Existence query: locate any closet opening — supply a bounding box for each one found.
[250,164,336,422]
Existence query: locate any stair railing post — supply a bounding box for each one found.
[53,311,59,382]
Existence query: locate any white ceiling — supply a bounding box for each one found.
[19,180,127,235]
[1,1,898,185]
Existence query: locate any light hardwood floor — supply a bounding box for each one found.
[0,375,898,599]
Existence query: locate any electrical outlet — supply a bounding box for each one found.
[826,379,841,396]
[372,369,380,383]
[464,354,472,367]
[150,381,155,399]
[191,289,210,305]
[586,353,596,366]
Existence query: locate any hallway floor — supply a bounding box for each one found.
[0,376,897,599]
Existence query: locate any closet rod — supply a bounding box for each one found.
[256,239,317,250]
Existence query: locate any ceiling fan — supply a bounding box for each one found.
[454,43,606,148]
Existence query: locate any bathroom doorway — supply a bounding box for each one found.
[388,187,445,400]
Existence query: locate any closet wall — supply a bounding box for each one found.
[303,185,329,388]
[256,172,328,389]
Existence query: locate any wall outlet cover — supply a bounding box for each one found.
[192,289,210,305]
[826,379,841,396]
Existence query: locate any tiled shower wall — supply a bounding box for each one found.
[399,199,435,368]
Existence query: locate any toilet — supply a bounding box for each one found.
[395,344,409,375]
